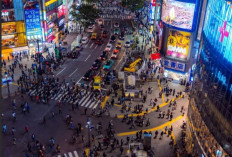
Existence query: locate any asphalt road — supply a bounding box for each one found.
[53,19,133,86]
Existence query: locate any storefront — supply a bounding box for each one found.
[1,9,15,22]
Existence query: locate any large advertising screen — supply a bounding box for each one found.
[161,0,196,30]
[166,30,191,60]
[24,1,42,39]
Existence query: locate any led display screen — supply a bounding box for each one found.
[166,30,191,60]
[161,0,195,30]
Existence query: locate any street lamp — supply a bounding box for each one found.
[86,117,91,147]
[5,72,10,97]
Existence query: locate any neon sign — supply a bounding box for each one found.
[219,21,229,42]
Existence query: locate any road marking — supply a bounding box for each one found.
[68,152,73,157]
[56,67,66,76]
[85,148,89,157]
[117,115,184,136]
[73,151,79,157]
[85,54,91,61]
[116,95,183,118]
[90,43,94,48]
[94,45,98,49]
[69,67,78,77]
[101,96,109,109]
[76,77,82,84]
[157,79,165,103]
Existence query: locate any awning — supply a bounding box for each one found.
[12,46,29,52]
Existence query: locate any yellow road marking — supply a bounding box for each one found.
[117,95,183,119]
[186,116,200,132]
[85,148,89,156]
[157,79,165,103]
[101,96,109,109]
[2,82,18,87]
[117,115,184,136]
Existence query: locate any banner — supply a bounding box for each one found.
[166,30,191,60]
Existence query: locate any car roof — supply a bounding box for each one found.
[82,37,88,39]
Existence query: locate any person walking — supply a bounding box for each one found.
[120,146,124,155]
[2,124,7,134]
[84,108,88,115]
[25,126,29,133]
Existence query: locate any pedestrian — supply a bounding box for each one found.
[146,118,150,126]
[12,137,16,145]
[2,124,7,134]
[11,127,16,136]
[120,146,124,155]
[84,108,88,115]
[58,106,62,114]
[32,134,35,141]
[25,126,29,133]
[12,112,16,121]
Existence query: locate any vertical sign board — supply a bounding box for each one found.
[24,2,42,39]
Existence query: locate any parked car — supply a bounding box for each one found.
[83,69,95,81]
[114,28,120,35]
[95,37,104,45]
[103,60,114,70]
[110,35,116,43]
[114,22,119,28]
[99,51,108,60]
[102,30,108,38]
[91,33,97,40]
[92,59,102,70]
[125,40,131,48]
[111,49,119,59]
[105,43,112,51]
[81,37,89,44]
[116,41,122,49]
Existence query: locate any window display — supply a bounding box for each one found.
[1,10,15,22]
[161,0,196,30]
[166,30,191,60]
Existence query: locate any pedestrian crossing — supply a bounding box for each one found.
[27,86,101,109]
[102,14,134,20]
[57,150,79,157]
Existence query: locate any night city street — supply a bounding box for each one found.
[1,0,232,157]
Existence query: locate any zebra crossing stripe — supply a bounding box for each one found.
[84,99,93,107]
[73,151,79,157]
[79,94,89,104]
[81,95,91,106]
[68,152,73,157]
[88,101,96,109]
[93,100,101,109]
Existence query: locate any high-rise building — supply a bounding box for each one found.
[187,0,232,156]
[1,0,27,60]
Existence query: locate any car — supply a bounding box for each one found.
[105,43,112,51]
[91,33,97,40]
[102,30,108,38]
[114,22,119,28]
[98,18,103,25]
[119,32,125,40]
[71,51,80,58]
[111,49,119,59]
[104,70,117,85]
[75,43,83,51]
[114,28,120,35]
[100,24,104,30]
[116,41,122,49]
[92,59,102,70]
[81,37,89,44]
[125,40,131,48]
[110,35,116,43]
[95,37,104,45]
[83,69,95,81]
[103,60,114,70]
[99,51,108,60]
[88,25,94,32]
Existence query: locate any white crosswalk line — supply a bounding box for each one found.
[68,152,73,157]
[88,101,96,109]
[93,100,101,109]
[84,99,93,107]
[79,94,89,104]
[81,95,91,106]
[57,155,62,157]
[73,151,79,157]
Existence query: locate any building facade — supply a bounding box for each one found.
[187,0,232,156]
[1,0,27,60]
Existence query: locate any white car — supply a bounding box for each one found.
[81,37,89,44]
[125,41,130,48]
[114,22,119,28]
[105,44,112,51]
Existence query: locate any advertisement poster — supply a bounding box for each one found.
[166,30,191,60]
[161,0,195,30]
[58,5,65,18]
[24,1,42,39]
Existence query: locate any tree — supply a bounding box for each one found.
[70,4,100,33]
[121,0,144,12]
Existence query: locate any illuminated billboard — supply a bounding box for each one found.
[166,30,191,60]
[161,0,196,30]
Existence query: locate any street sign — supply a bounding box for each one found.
[2,77,12,85]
